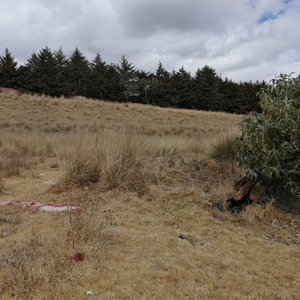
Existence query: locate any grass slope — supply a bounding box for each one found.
[0,92,300,299]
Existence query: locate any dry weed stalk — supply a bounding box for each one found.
[65,208,105,250]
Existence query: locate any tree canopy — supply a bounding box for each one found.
[0,46,271,114]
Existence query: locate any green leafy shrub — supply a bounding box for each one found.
[236,73,300,197]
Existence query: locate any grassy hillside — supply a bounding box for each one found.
[0,92,300,299]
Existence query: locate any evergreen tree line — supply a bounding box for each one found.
[0,46,268,114]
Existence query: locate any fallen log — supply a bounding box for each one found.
[226,169,261,212]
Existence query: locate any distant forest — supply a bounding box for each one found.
[0,46,269,114]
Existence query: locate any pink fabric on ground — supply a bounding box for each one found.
[0,200,83,212]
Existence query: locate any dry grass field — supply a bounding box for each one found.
[0,92,300,299]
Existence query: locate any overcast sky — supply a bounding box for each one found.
[1,0,299,82]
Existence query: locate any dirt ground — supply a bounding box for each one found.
[1,159,300,299]
[1,158,61,204]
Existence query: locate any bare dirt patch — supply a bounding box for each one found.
[1,158,61,203]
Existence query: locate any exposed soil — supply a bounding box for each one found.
[0,158,61,204]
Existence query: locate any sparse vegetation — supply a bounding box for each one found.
[1,93,300,299]
[0,154,32,177]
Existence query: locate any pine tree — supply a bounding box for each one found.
[25,46,60,96]
[115,55,138,101]
[88,53,107,99]
[53,47,68,96]
[15,65,30,92]
[65,47,91,97]
[238,80,268,113]
[172,66,195,109]
[218,78,245,113]
[193,66,220,111]
[136,70,154,104]
[0,44,273,111]
[150,61,175,107]
[0,48,18,88]
[102,64,126,102]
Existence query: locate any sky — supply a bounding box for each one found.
[0,0,299,82]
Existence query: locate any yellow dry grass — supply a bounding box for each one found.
[1,93,300,299]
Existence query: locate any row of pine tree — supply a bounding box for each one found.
[0,47,267,114]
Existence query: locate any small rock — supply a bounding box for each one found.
[114,231,120,235]
[200,189,211,194]
[2,232,8,237]
[42,180,55,185]
[86,290,94,296]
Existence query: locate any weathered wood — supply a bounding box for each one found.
[226,169,261,212]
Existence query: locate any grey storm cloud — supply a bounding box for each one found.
[0,0,299,82]
[110,0,246,36]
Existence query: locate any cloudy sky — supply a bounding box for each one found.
[1,0,299,82]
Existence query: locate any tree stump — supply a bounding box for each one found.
[226,169,261,212]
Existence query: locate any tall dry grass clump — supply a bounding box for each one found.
[208,126,240,162]
[58,129,150,195]
[57,130,102,185]
[99,129,149,195]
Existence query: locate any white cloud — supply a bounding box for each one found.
[0,0,299,82]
